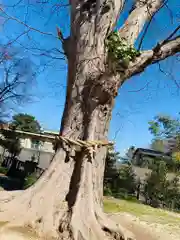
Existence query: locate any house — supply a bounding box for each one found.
[0,126,59,174]
[132,148,172,167]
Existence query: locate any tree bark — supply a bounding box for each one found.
[0,2,135,239]
[0,69,133,239]
[0,0,179,239]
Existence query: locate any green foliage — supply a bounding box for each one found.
[23,173,38,189]
[0,129,21,157]
[103,146,119,193]
[10,113,41,133]
[149,114,180,139]
[104,186,112,196]
[103,148,180,211]
[143,161,180,209]
[103,144,180,211]
[104,198,180,224]
[0,166,8,175]
[166,175,180,210]
[106,31,140,68]
[148,114,180,171]
[114,164,137,197]
[104,147,137,199]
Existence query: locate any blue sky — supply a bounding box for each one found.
[1,0,180,156]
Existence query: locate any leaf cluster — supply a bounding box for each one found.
[10,113,41,133]
[106,31,140,68]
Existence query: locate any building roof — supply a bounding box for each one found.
[0,127,59,142]
[133,148,171,160]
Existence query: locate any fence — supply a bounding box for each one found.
[2,156,44,178]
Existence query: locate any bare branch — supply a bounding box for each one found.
[0,7,56,39]
[158,62,180,88]
[160,25,180,44]
[150,35,180,63]
[3,0,24,8]
[0,45,36,120]
[164,1,174,24]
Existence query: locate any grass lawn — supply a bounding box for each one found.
[103,197,180,225]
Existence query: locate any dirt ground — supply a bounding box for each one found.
[0,214,179,240]
[0,198,180,239]
[104,197,180,240]
[0,220,159,240]
[109,212,180,240]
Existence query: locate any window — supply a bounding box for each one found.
[31,139,40,150]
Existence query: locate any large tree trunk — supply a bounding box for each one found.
[0,54,133,239]
[0,0,179,239]
[0,29,133,240]
[0,74,133,239]
[0,1,136,239]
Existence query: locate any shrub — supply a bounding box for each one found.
[104,186,112,196]
[0,166,8,175]
[23,173,38,189]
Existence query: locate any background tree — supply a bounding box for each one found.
[104,148,137,200]
[10,113,41,133]
[0,129,21,160]
[149,115,180,140]
[0,1,180,239]
[103,146,119,195]
[0,129,22,179]
[165,175,180,210]
[150,139,165,152]
[149,114,180,171]
[126,146,136,162]
[143,160,180,209]
[115,164,137,199]
[0,45,35,121]
[143,160,168,207]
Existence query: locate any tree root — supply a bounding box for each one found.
[56,210,135,240]
[58,211,74,239]
[0,210,135,240]
[0,149,135,240]
[56,207,135,240]
[96,209,135,240]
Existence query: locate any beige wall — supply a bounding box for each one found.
[20,138,54,153]
[20,138,31,149]
[42,141,54,152]
[0,132,55,153]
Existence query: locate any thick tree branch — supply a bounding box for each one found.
[137,0,168,50]
[119,0,163,45]
[152,36,180,63]
[125,35,180,78]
